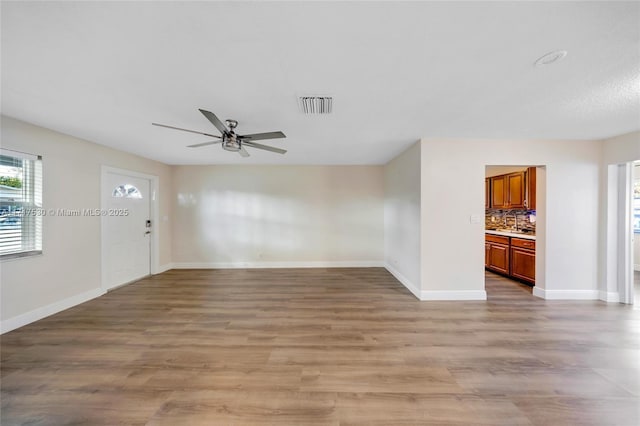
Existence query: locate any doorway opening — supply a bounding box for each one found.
[608,160,640,306]
[484,165,544,299]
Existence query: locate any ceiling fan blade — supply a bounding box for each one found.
[238,146,250,157]
[187,140,223,148]
[199,109,228,134]
[239,131,286,141]
[243,141,287,154]
[152,123,221,138]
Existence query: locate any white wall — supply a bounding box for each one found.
[420,138,602,300]
[383,142,421,297]
[172,165,384,267]
[603,131,640,165]
[0,116,172,331]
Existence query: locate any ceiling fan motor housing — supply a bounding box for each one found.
[222,133,241,152]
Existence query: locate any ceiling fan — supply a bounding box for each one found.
[152,109,287,157]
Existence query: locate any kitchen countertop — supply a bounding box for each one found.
[485,230,536,240]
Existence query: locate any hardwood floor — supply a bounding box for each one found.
[2,268,639,425]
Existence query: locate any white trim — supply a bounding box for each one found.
[599,291,620,303]
[532,286,545,299]
[603,164,621,302]
[172,261,384,269]
[0,147,39,161]
[384,263,421,300]
[635,263,640,272]
[420,290,487,301]
[1,288,105,334]
[617,163,634,304]
[533,287,599,300]
[101,166,160,291]
[157,263,174,273]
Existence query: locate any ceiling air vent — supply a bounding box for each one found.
[299,96,332,114]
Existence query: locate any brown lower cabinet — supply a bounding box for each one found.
[510,237,535,284]
[485,234,535,285]
[485,235,510,275]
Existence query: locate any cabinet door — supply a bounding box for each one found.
[491,176,507,208]
[485,243,490,267]
[506,172,525,208]
[487,243,509,274]
[526,167,536,210]
[485,178,490,208]
[511,247,535,283]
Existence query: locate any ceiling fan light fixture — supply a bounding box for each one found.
[299,96,333,114]
[222,143,241,152]
[222,134,241,152]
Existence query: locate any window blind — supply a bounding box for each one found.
[0,148,43,258]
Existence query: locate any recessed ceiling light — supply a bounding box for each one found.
[534,50,568,66]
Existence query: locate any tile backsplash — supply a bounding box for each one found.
[485,209,536,234]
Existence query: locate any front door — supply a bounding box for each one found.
[103,171,151,290]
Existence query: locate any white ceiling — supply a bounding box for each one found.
[2,1,639,165]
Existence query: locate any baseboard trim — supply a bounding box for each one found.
[420,290,487,301]
[1,288,105,334]
[532,286,545,299]
[533,287,599,300]
[384,263,421,300]
[384,264,486,301]
[156,263,174,274]
[598,291,620,303]
[172,261,384,269]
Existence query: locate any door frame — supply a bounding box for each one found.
[603,162,635,304]
[483,165,546,296]
[100,166,160,291]
[617,162,634,304]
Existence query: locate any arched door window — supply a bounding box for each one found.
[112,184,142,199]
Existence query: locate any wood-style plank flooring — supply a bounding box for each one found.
[2,268,639,425]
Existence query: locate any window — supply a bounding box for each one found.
[112,184,142,199]
[0,149,42,258]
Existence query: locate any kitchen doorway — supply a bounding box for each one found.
[484,165,545,298]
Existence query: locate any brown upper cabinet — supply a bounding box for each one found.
[490,175,506,208]
[506,171,525,208]
[490,171,524,209]
[485,178,490,209]
[526,167,536,210]
[487,168,536,210]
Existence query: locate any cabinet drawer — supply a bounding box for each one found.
[486,234,510,245]
[511,238,535,250]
